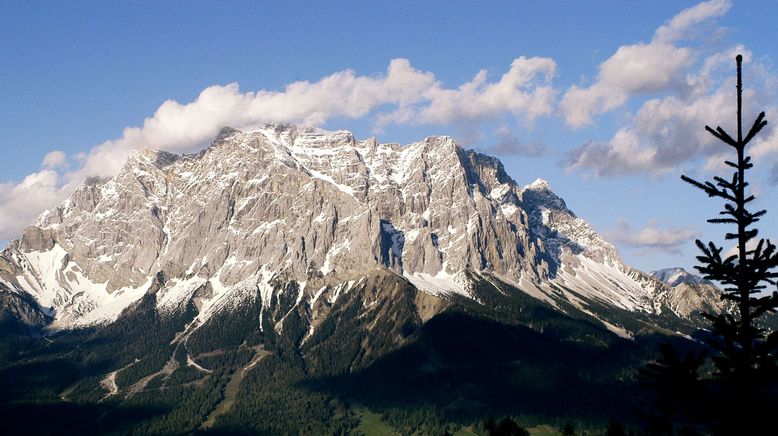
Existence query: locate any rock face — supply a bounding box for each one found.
[664,283,725,318]
[0,125,708,333]
[651,268,726,318]
[0,288,49,334]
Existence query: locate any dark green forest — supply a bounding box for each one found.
[0,271,713,435]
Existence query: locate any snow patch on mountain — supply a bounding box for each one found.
[0,124,715,336]
[404,267,469,298]
[650,267,709,287]
[553,256,655,312]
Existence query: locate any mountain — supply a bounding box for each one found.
[651,267,726,319]
[650,267,710,287]
[0,125,696,333]
[0,125,718,434]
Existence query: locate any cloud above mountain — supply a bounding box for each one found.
[560,0,730,128]
[562,0,778,179]
[607,220,701,255]
[2,0,778,249]
[0,168,70,242]
[41,151,68,170]
[0,56,557,241]
[564,47,778,178]
[67,56,557,182]
[487,126,547,157]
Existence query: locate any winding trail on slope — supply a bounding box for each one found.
[98,358,142,401]
[126,354,179,397]
[100,372,119,398]
[201,348,271,429]
[187,354,212,373]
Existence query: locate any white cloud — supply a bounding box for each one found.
[0,170,71,241]
[69,59,436,180]
[565,47,778,177]
[653,0,731,44]
[0,56,558,241]
[488,126,547,157]
[565,128,660,177]
[42,150,68,169]
[416,56,556,125]
[751,117,778,160]
[566,74,736,176]
[608,220,701,254]
[560,0,730,128]
[561,44,693,128]
[69,56,556,182]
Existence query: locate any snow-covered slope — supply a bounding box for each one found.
[0,125,708,333]
[520,179,668,315]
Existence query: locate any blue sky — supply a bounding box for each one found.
[2,0,777,274]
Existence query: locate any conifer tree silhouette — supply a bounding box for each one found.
[680,54,778,433]
[640,342,706,433]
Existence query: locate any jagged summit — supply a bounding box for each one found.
[127,147,180,168]
[523,178,552,192]
[0,125,715,335]
[650,267,710,287]
[650,267,724,318]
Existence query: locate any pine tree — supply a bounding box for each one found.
[491,417,529,436]
[681,54,778,432]
[639,342,706,433]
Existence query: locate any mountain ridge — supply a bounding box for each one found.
[650,267,711,287]
[0,124,733,434]
[0,125,714,335]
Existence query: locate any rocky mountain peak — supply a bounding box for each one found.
[524,178,551,192]
[127,147,180,169]
[0,125,719,334]
[650,267,710,287]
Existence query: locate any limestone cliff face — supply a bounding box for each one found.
[664,282,726,318]
[0,125,708,332]
[650,268,728,318]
